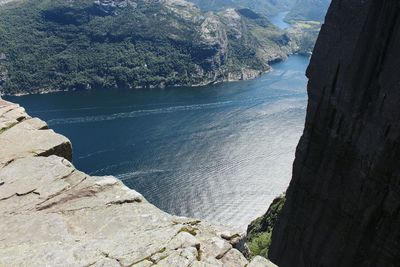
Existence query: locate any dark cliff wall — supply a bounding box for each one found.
[269,0,400,266]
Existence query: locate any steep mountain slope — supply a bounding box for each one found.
[188,0,331,22]
[0,0,293,95]
[269,0,400,266]
[286,0,331,22]
[187,0,294,16]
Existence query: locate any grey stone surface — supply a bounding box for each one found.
[248,256,277,267]
[220,249,248,267]
[269,0,400,266]
[0,116,72,167]
[0,100,263,266]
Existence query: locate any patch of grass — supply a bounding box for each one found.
[247,231,272,258]
[246,194,286,259]
[292,20,321,28]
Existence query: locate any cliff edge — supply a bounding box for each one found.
[0,99,275,267]
[269,0,400,266]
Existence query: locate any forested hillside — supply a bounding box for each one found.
[189,0,330,22]
[0,0,296,95]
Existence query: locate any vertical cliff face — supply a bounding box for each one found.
[269,0,400,266]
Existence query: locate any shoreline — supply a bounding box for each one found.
[1,52,312,98]
[1,57,293,97]
[1,70,268,97]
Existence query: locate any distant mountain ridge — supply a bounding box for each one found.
[188,0,331,22]
[187,0,295,16]
[286,0,331,22]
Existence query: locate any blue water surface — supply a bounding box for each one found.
[6,55,309,229]
[269,11,291,30]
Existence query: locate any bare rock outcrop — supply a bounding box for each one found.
[0,99,274,266]
[269,0,400,266]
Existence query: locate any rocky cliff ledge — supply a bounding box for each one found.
[0,99,276,267]
[269,0,400,266]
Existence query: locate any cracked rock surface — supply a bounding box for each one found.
[0,99,275,266]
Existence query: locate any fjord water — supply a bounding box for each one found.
[6,55,309,229]
[8,56,308,228]
[269,11,291,30]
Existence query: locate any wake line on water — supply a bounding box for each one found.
[116,169,169,181]
[78,148,115,159]
[47,100,235,126]
[89,161,132,175]
[33,101,188,114]
[47,93,305,126]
